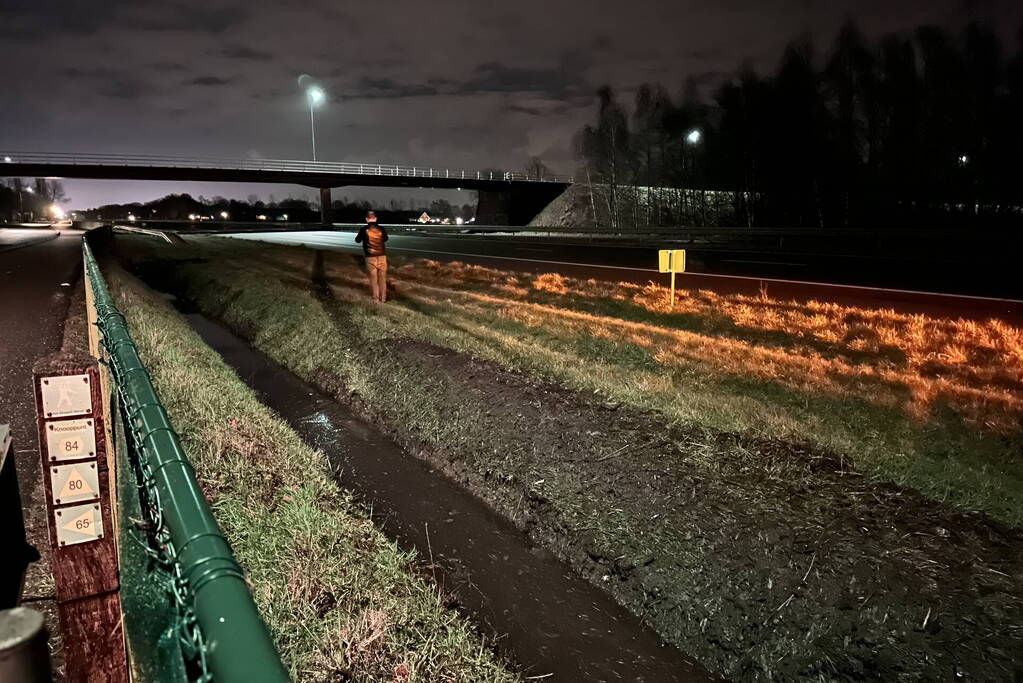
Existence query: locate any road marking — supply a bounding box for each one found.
[224,233,1023,306]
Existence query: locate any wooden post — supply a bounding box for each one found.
[32,352,128,683]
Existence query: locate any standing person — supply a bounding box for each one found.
[355,210,389,302]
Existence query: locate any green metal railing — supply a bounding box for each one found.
[83,239,288,682]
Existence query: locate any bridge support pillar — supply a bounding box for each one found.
[319,188,332,226]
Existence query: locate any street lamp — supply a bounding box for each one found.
[306,85,325,162]
[686,128,702,145]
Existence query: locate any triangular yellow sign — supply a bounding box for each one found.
[58,467,95,500]
[62,508,99,537]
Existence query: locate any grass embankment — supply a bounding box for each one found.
[200,236,1021,524]
[102,261,515,683]
[115,236,1023,681]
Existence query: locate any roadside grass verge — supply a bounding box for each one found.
[169,236,1023,527]
[102,260,515,683]
[111,235,1023,681]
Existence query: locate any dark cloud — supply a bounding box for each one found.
[99,80,147,100]
[188,76,235,86]
[352,77,439,99]
[459,61,587,98]
[62,67,118,79]
[151,61,190,72]
[346,58,589,101]
[221,45,274,61]
[0,0,246,37]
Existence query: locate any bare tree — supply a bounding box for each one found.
[524,157,551,180]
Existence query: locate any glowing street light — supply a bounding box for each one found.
[51,204,66,219]
[219,211,230,220]
[3,156,11,163]
[306,85,325,162]
[686,128,702,145]
[127,214,136,222]
[958,154,970,166]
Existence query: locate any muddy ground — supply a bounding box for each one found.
[125,245,1023,682]
[322,338,1023,681]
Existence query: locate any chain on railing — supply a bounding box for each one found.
[1,151,574,184]
[83,238,289,683]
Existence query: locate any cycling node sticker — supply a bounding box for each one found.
[46,418,97,462]
[55,503,104,547]
[50,462,100,506]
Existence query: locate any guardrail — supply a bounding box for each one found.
[83,238,288,682]
[1,151,574,184]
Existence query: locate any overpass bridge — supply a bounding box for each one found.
[1,152,573,225]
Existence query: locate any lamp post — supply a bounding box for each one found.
[685,129,703,225]
[306,86,325,162]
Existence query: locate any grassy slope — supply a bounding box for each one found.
[103,262,515,683]
[187,237,1022,526]
[112,236,1023,680]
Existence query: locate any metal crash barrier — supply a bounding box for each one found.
[82,239,288,682]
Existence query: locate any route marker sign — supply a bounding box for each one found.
[50,462,100,505]
[40,374,92,418]
[55,503,104,546]
[46,418,97,462]
[658,249,686,308]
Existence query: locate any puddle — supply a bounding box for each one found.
[179,309,713,682]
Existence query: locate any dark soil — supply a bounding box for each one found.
[316,336,1023,682]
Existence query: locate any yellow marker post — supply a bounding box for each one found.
[658,249,686,308]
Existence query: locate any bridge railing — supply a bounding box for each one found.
[1,151,574,184]
[83,237,289,682]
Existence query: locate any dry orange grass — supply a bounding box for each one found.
[389,259,1023,435]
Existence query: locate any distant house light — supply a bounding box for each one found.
[3,156,11,163]
[220,211,230,219]
[257,214,267,220]
[127,214,136,222]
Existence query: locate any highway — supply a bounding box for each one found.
[216,229,1023,323]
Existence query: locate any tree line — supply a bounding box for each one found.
[77,192,475,224]
[575,21,1023,229]
[1,179,67,221]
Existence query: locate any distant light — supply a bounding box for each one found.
[455,217,464,225]
[686,129,702,144]
[25,186,35,194]
[307,86,325,106]
[219,211,229,220]
[188,213,196,220]
[281,213,289,220]
[3,156,11,163]
[959,154,969,166]
[51,204,66,219]
[256,214,267,220]
[127,214,136,222]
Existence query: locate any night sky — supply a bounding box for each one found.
[2,0,1021,210]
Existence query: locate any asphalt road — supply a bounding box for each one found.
[0,229,82,667]
[218,229,1023,323]
[0,226,58,251]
